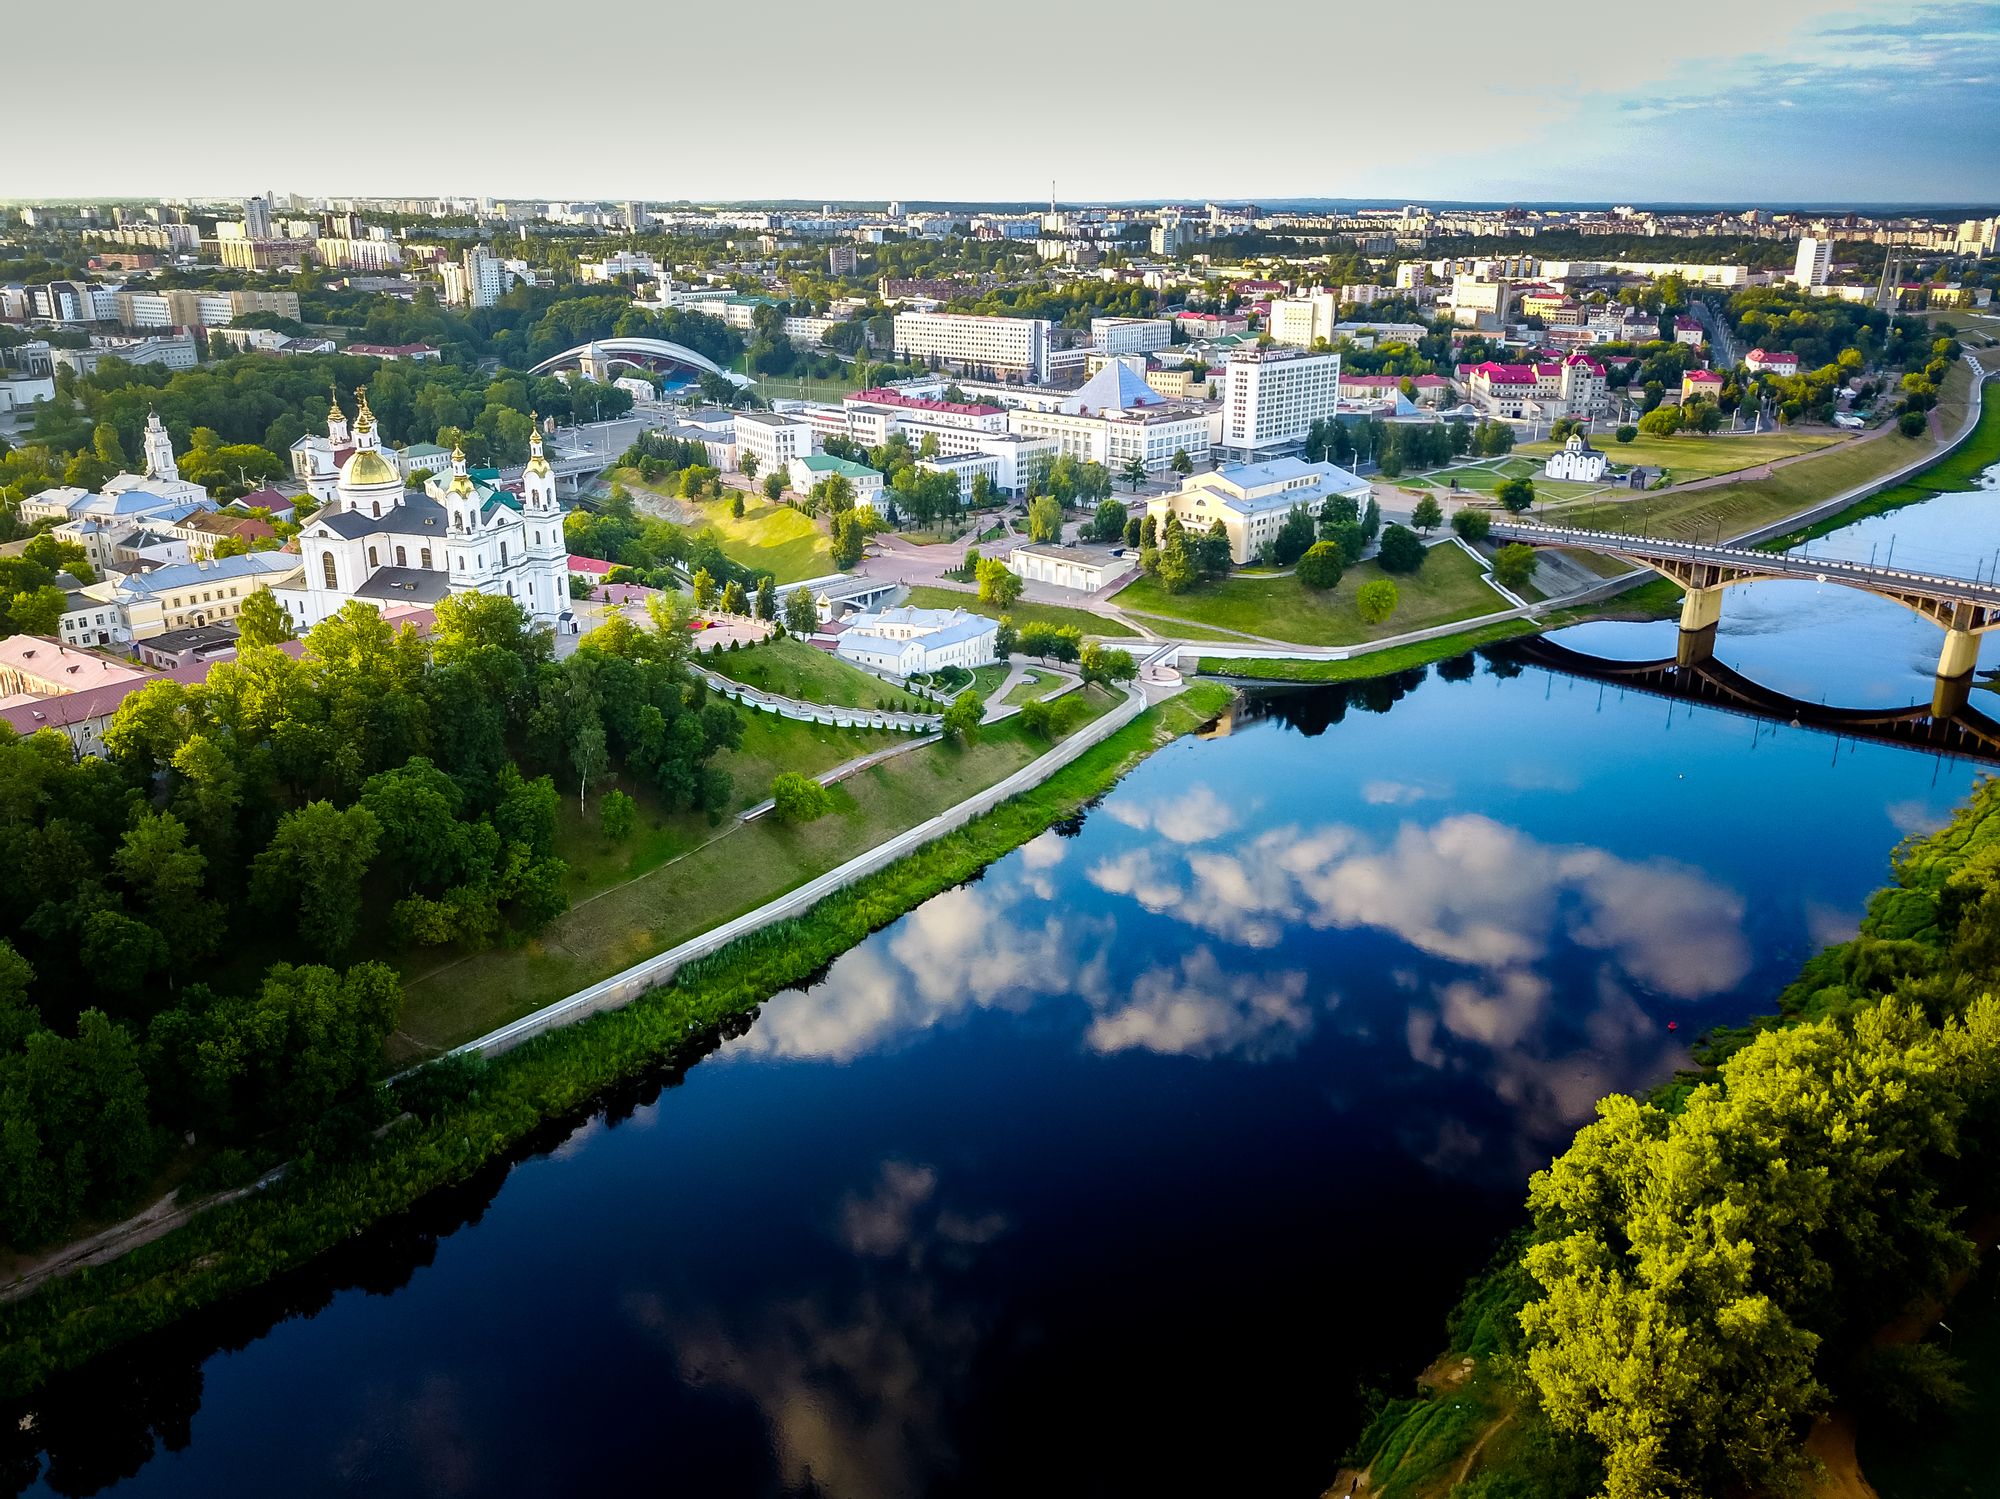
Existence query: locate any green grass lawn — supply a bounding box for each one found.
[902,584,1140,638]
[734,362,867,401]
[703,636,924,712]
[1419,461,1609,503]
[1003,670,1063,705]
[1553,423,1953,542]
[1518,428,1842,481]
[1113,542,1501,647]
[393,686,1122,1055]
[620,469,833,582]
[969,663,1013,697]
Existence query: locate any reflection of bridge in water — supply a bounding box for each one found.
[1503,637,2000,765]
[1489,521,2000,710]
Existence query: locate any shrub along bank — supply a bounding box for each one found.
[0,684,1234,1399]
[1343,778,2000,1499]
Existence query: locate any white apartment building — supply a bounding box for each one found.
[1218,346,1340,460]
[50,336,200,376]
[838,388,1011,450]
[733,411,817,471]
[467,245,507,308]
[316,238,404,270]
[1090,317,1173,356]
[579,251,660,283]
[1449,276,1515,328]
[893,312,1051,382]
[1266,290,1338,349]
[1791,236,1832,288]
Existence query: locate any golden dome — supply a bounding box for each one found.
[341,446,400,488]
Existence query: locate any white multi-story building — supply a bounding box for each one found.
[243,195,273,240]
[1090,317,1173,356]
[788,453,884,510]
[1791,236,1832,288]
[733,410,817,472]
[893,312,1051,382]
[49,336,200,376]
[1005,361,1211,474]
[579,251,660,283]
[838,387,1011,450]
[460,244,506,308]
[1217,346,1340,460]
[1265,290,1339,349]
[316,237,404,270]
[836,606,998,678]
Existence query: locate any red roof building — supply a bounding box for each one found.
[1744,348,1800,375]
[849,388,1007,419]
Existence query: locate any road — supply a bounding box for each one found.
[1488,520,2000,609]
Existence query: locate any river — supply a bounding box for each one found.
[8,474,1999,1499]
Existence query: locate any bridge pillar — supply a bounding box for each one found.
[1676,585,1723,666]
[1678,584,1724,635]
[1937,626,1980,683]
[1932,670,1973,719]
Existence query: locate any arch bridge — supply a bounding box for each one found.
[525,336,739,384]
[1490,520,2000,711]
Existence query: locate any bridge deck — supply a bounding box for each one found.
[1489,522,2000,611]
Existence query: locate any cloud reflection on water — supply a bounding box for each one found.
[631,1158,1007,1499]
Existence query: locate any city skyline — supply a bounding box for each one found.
[13,0,1999,204]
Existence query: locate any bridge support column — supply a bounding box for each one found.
[1677,585,1723,666]
[1937,626,1980,683]
[1933,670,1972,719]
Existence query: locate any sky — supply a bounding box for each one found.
[13,0,2000,206]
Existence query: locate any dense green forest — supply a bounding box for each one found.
[0,591,741,1247]
[1355,777,2000,1499]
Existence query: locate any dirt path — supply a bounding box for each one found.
[1452,1410,1512,1490]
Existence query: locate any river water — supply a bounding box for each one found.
[10,478,2000,1499]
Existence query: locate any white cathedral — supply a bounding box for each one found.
[270,391,572,632]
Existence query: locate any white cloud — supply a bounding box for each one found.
[1084,947,1315,1059]
[1085,814,1750,1003]
[1104,782,1243,844]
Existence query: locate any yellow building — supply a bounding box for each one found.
[1145,458,1372,566]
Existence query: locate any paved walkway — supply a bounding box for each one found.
[442,681,1152,1063]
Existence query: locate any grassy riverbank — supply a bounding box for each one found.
[1195,618,1538,683]
[0,684,1234,1399]
[1759,380,2000,549]
[396,687,1121,1055]
[1114,543,1496,646]
[1553,364,1984,544]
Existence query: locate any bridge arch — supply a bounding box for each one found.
[525,336,745,385]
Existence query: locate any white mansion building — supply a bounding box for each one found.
[271,393,571,631]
